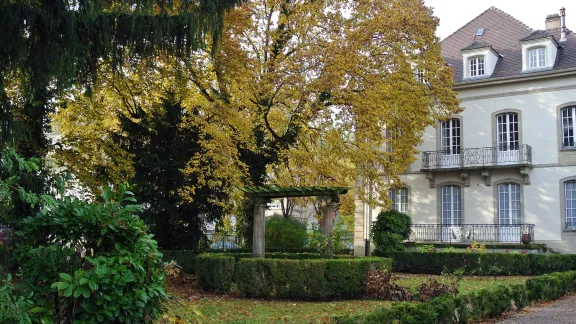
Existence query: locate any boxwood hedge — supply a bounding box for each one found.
[335,271,576,323]
[376,251,575,275]
[161,248,353,274]
[196,254,391,300]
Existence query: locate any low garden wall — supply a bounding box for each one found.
[161,248,353,274]
[376,251,575,275]
[335,271,576,323]
[196,254,392,300]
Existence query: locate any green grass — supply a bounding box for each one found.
[165,275,532,323]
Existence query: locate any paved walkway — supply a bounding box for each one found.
[499,295,576,324]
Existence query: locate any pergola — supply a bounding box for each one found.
[242,186,349,258]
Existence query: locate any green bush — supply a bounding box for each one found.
[13,184,167,323]
[196,254,236,292]
[161,248,354,274]
[265,216,308,249]
[377,251,574,275]
[371,210,411,252]
[526,271,576,301]
[335,272,576,323]
[0,246,10,280]
[234,257,391,300]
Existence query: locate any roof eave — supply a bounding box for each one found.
[453,67,576,89]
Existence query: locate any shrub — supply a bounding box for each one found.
[0,275,44,323]
[335,272,576,324]
[14,184,167,323]
[196,254,236,292]
[526,271,576,302]
[418,278,459,302]
[371,210,411,252]
[234,257,391,300]
[365,269,413,301]
[265,216,308,249]
[377,251,574,275]
[0,245,10,279]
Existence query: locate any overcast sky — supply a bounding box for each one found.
[424,0,574,40]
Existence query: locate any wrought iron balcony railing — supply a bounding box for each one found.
[408,224,535,244]
[422,145,532,170]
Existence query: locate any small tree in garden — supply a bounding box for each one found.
[371,210,412,252]
[265,216,308,249]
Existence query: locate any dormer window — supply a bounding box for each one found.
[469,57,485,77]
[461,42,498,80]
[528,47,546,69]
[520,33,558,72]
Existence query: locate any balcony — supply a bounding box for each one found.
[422,145,532,170]
[421,145,532,186]
[408,224,535,244]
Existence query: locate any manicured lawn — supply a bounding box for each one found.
[165,274,532,323]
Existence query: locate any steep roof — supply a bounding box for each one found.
[443,7,576,83]
[442,7,533,83]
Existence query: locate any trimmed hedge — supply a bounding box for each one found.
[196,254,391,300]
[161,248,353,274]
[376,251,575,275]
[335,271,576,323]
[235,258,391,300]
[196,254,235,292]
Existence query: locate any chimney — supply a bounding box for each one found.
[560,7,567,42]
[546,13,561,30]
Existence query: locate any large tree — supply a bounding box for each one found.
[0,0,245,225]
[55,0,460,245]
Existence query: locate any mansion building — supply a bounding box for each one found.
[355,7,576,254]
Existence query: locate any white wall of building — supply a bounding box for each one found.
[356,74,576,255]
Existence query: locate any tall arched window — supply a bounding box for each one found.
[565,181,576,229]
[561,106,576,149]
[497,182,522,242]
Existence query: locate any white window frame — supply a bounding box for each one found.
[497,113,519,150]
[440,119,461,155]
[565,181,576,229]
[441,185,461,226]
[528,47,546,69]
[562,106,576,149]
[389,188,408,214]
[469,56,485,77]
[497,183,521,225]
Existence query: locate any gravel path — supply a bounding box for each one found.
[499,295,576,324]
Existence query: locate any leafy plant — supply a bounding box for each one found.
[467,241,487,253]
[444,246,457,253]
[415,244,436,253]
[364,269,413,301]
[13,183,168,323]
[265,216,308,249]
[371,210,412,252]
[164,260,183,285]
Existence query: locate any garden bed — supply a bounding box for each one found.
[164,274,533,323]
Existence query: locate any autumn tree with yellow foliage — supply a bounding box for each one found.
[54,0,459,247]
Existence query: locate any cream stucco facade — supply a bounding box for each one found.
[354,71,576,255]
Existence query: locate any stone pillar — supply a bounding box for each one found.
[354,178,366,256]
[252,198,267,258]
[319,195,339,235]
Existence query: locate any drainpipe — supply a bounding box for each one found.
[560,8,567,42]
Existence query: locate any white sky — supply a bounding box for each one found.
[424,0,574,40]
